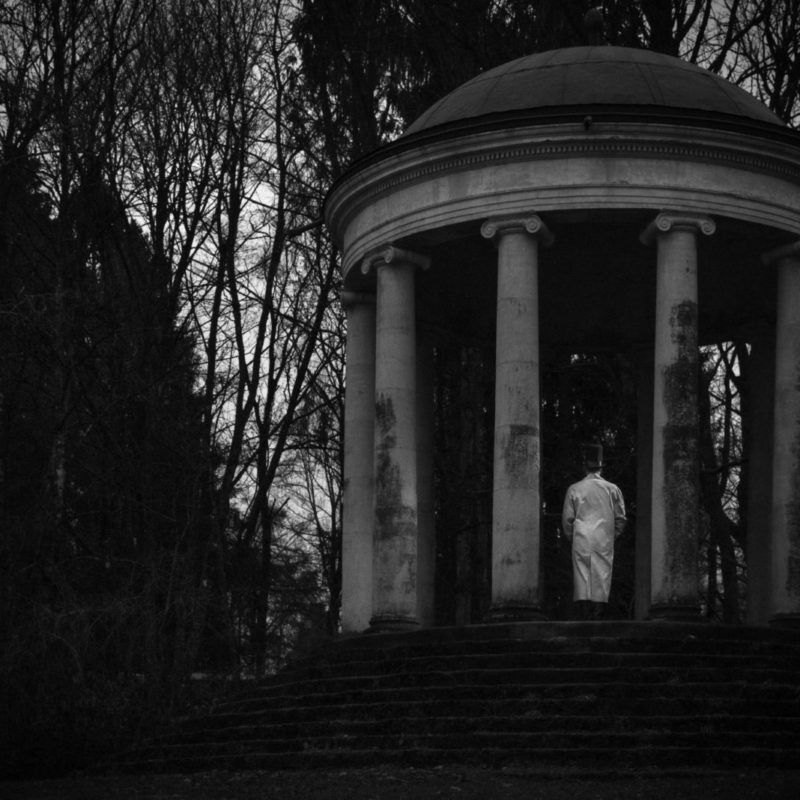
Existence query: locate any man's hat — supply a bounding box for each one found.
[581,443,603,470]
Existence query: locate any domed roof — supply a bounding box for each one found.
[405,46,783,135]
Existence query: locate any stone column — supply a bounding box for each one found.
[364,246,430,631]
[340,292,377,634]
[744,327,775,626]
[633,346,654,621]
[481,215,552,620]
[763,242,800,627]
[641,212,715,620]
[416,332,436,628]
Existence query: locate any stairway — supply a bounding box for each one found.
[113,621,800,773]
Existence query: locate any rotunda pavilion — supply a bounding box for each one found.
[324,46,800,634]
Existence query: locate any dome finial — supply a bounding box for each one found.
[584,6,605,46]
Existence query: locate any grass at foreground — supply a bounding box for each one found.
[2,766,800,800]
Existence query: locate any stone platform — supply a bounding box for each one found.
[113,622,800,773]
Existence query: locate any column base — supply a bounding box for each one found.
[647,603,702,621]
[484,604,547,623]
[768,612,800,629]
[368,615,420,633]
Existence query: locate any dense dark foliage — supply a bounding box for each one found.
[0,0,337,777]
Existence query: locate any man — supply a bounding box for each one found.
[562,444,626,620]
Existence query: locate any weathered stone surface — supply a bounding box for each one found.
[327,44,800,633]
[484,219,546,618]
[112,623,800,774]
[341,294,376,633]
[371,257,420,631]
[649,219,711,619]
[405,47,782,135]
[768,247,800,625]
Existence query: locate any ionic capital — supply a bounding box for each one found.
[761,240,800,267]
[640,212,716,246]
[360,245,430,275]
[481,214,554,247]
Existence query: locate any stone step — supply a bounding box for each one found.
[299,635,800,670]
[115,743,800,774]
[281,650,800,683]
[123,730,800,766]
[327,623,800,656]
[160,714,800,746]
[214,679,800,716]
[112,624,800,775]
[220,666,800,706]
[182,693,800,730]
[304,640,800,672]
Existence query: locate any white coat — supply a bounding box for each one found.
[562,472,626,602]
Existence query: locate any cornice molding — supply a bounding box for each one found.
[326,127,800,243]
[338,185,800,277]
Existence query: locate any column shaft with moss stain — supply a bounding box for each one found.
[340,292,376,634]
[367,247,429,631]
[765,242,800,627]
[634,346,654,620]
[744,327,775,626]
[416,332,436,628]
[642,212,715,620]
[482,215,552,620]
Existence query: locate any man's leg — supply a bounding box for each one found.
[590,601,608,620]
